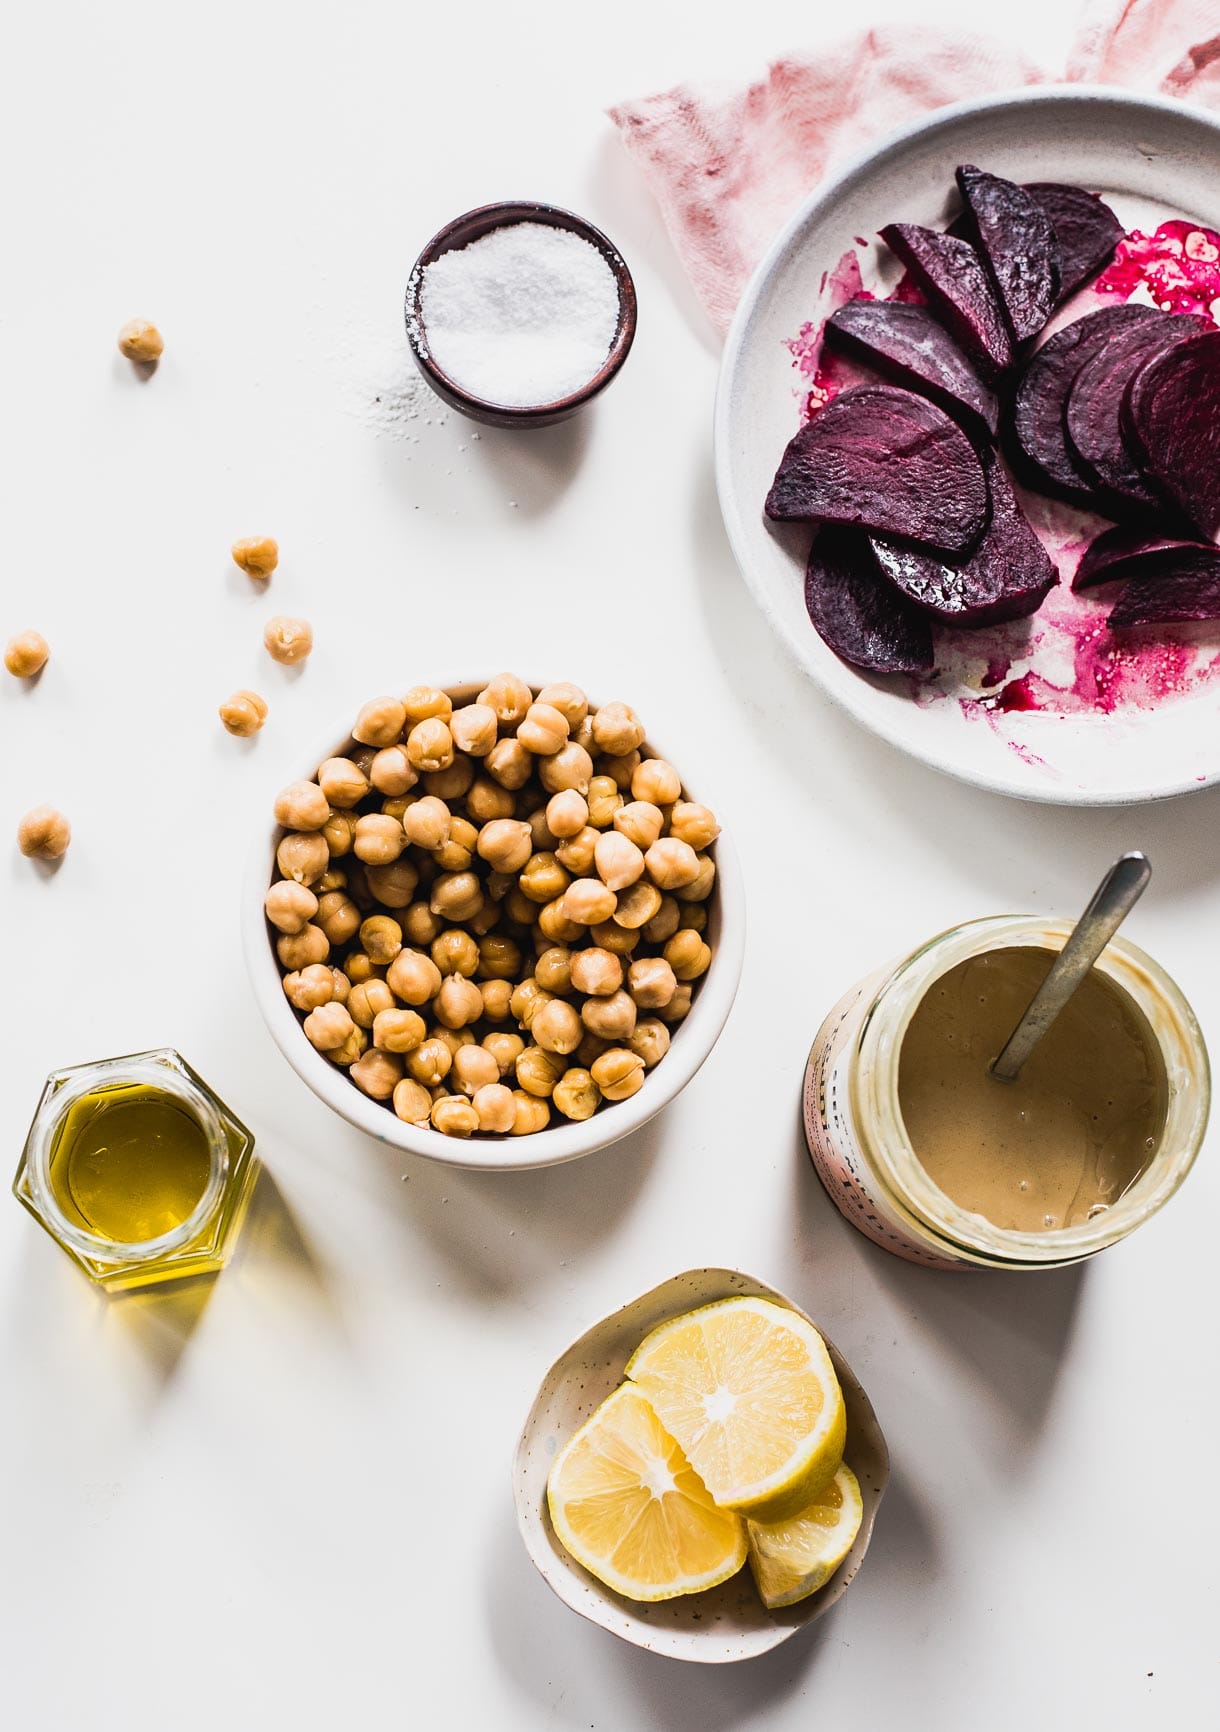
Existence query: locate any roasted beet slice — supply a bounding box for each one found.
[1065,313,1207,513]
[1073,524,1209,590]
[804,526,934,674]
[822,300,997,443]
[1108,545,1220,627]
[1008,304,1162,505]
[870,449,1057,626]
[880,223,1012,383]
[1124,328,1220,539]
[1024,182,1124,302]
[956,165,1058,344]
[765,384,988,555]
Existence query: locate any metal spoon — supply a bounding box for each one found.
[990,851,1152,1083]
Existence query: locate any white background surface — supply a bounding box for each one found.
[1,2,1214,1727]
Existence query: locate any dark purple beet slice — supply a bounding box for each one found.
[765,384,988,555]
[822,300,997,443]
[1065,313,1208,513]
[804,526,934,674]
[880,223,1013,383]
[869,448,1057,626]
[1024,183,1124,303]
[1073,524,1210,590]
[1124,328,1220,540]
[1008,304,1163,506]
[956,165,1058,344]
[1107,545,1220,627]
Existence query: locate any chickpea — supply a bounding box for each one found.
[546,789,588,840]
[534,946,573,995]
[677,855,716,903]
[218,689,268,736]
[316,891,361,946]
[665,930,712,981]
[642,895,681,944]
[407,1037,453,1087]
[399,685,449,725]
[434,819,477,873]
[667,801,719,850]
[509,977,547,1028]
[645,837,700,891]
[428,930,476,978]
[591,1047,646,1102]
[317,866,347,893]
[386,948,442,1006]
[230,536,278,579]
[316,756,365,809]
[481,979,513,1022]
[406,717,453,773]
[323,810,357,858]
[589,918,639,956]
[468,900,499,937]
[344,952,381,986]
[471,817,528,875]
[351,696,404,748]
[531,682,584,729]
[350,746,378,778]
[581,990,637,1041]
[611,879,662,930]
[467,776,515,824]
[366,858,419,909]
[532,998,583,1056]
[369,1006,426,1054]
[264,880,318,934]
[518,702,569,756]
[276,925,329,970]
[517,852,567,905]
[473,1082,516,1133]
[349,979,395,1028]
[274,780,330,833]
[117,318,163,361]
[516,1045,566,1098]
[614,801,664,849]
[264,616,313,665]
[555,826,598,874]
[431,1094,479,1137]
[403,902,442,947]
[539,742,593,796]
[283,963,339,1011]
[448,702,497,757]
[553,1068,601,1122]
[303,1002,356,1052]
[328,1025,369,1067]
[354,813,406,865]
[598,749,642,791]
[369,747,417,797]
[434,973,484,1030]
[680,903,708,934]
[576,1031,611,1070]
[561,879,617,926]
[400,795,449,852]
[568,948,620,997]
[484,1031,525,1077]
[659,983,693,1024]
[451,1044,500,1097]
[432,1026,475,1058]
[392,1078,433,1125]
[630,1018,671,1069]
[485,736,532,790]
[584,775,620,829]
[538,898,583,943]
[510,1090,551,1135]
[350,1048,402,1100]
[357,914,400,964]
[628,956,677,1009]
[594,830,645,893]
[477,933,521,981]
[423,755,475,801]
[430,871,481,922]
[478,672,532,726]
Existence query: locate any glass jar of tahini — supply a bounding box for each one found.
[803,916,1209,1271]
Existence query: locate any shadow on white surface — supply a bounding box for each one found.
[467,413,594,515]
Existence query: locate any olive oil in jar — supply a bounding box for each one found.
[46,1084,213,1246]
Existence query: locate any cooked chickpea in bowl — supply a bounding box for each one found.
[246,676,744,1169]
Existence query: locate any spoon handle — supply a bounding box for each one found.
[990,852,1152,1083]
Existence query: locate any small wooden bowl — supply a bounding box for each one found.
[405,201,637,428]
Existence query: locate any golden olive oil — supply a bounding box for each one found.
[47,1083,212,1245]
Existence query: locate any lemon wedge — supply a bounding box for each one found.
[624,1296,847,1523]
[746,1462,864,1608]
[546,1383,747,1601]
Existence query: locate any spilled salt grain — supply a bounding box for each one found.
[417,222,620,408]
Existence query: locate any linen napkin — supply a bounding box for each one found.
[609,0,1220,333]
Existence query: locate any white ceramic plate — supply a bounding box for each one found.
[715,88,1220,805]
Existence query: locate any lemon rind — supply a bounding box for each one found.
[746,1463,864,1609]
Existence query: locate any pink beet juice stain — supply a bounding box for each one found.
[1094,220,1220,317]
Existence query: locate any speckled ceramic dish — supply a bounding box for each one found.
[514,1268,889,1663]
[715,88,1220,805]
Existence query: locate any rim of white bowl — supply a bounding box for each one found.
[242,686,747,1171]
[714,84,1220,808]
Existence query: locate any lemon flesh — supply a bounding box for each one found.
[625,1296,847,1523]
[546,1384,747,1602]
[746,1462,863,1608]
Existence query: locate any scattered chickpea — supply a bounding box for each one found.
[553,1068,601,1121]
[644,837,700,891]
[117,319,163,361]
[473,1082,516,1133]
[431,1094,479,1137]
[4,631,50,679]
[304,1001,355,1052]
[275,780,330,833]
[628,956,677,1009]
[581,989,637,1042]
[231,536,279,579]
[265,880,318,934]
[215,689,267,737]
[510,1091,551,1135]
[264,616,313,666]
[452,1044,500,1097]
[387,949,443,1006]
[591,1048,645,1102]
[518,703,569,756]
[393,1078,433,1124]
[592,702,645,755]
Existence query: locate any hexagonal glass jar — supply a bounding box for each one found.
[14,1049,258,1292]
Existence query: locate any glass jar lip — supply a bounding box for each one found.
[851,916,1211,1265]
[24,1051,230,1265]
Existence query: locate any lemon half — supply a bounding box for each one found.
[546,1383,747,1602]
[624,1296,847,1523]
[746,1462,864,1608]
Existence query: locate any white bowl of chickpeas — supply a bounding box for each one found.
[244,675,745,1170]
